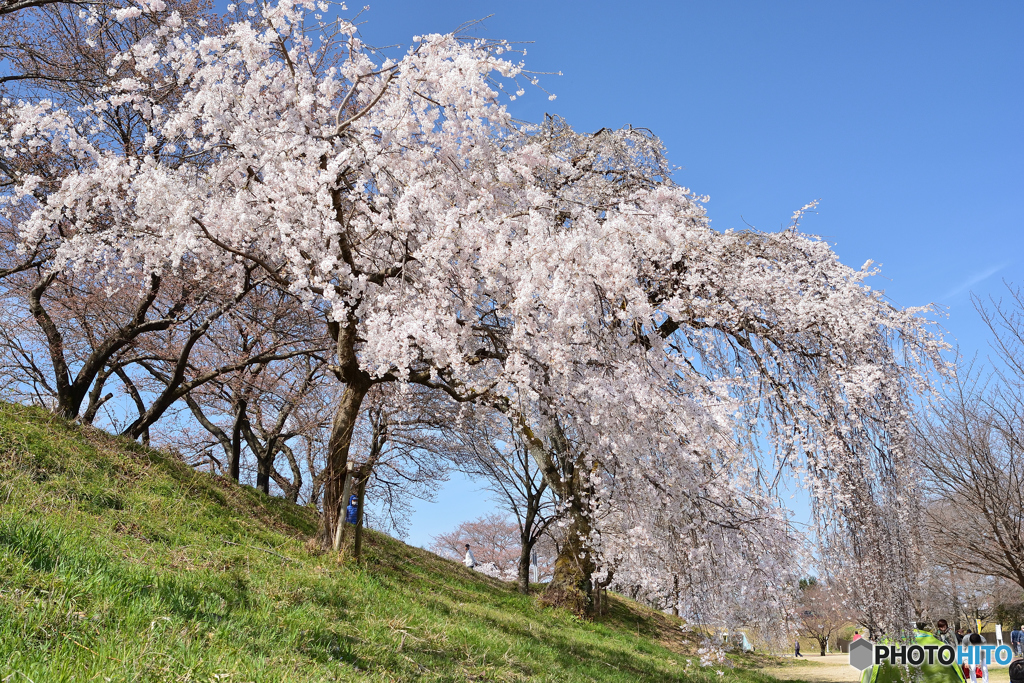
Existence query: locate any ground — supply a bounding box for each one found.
[0,402,797,682]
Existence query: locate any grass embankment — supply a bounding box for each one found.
[0,402,788,682]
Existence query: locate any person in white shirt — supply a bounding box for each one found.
[463,543,476,568]
[961,630,982,646]
[965,632,988,683]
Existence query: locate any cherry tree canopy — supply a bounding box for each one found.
[1,0,947,633]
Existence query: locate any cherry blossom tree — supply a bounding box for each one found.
[0,0,249,431]
[798,580,850,656]
[1,0,947,635]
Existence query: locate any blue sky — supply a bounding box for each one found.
[347,1,1024,548]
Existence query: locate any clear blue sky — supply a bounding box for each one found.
[349,1,1024,547]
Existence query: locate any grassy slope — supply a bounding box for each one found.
[0,403,785,682]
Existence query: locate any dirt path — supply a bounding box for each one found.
[759,654,862,682]
[757,654,1012,683]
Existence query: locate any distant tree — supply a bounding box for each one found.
[451,411,562,593]
[994,600,1024,633]
[798,580,849,656]
[918,287,1024,593]
[431,514,522,581]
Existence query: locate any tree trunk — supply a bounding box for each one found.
[321,375,371,546]
[256,451,272,494]
[229,398,246,482]
[514,412,595,615]
[333,466,354,551]
[542,498,595,616]
[672,575,679,617]
[269,462,301,503]
[275,443,303,504]
[28,272,75,417]
[516,503,539,594]
[115,368,150,446]
[81,365,114,425]
[517,538,533,594]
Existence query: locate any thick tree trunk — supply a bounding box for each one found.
[255,451,272,494]
[321,376,371,546]
[514,412,596,615]
[517,538,533,594]
[542,499,595,616]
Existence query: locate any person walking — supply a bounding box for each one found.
[1011,625,1023,657]
[463,543,476,569]
[795,640,803,658]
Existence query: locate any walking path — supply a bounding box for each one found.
[757,653,1012,683]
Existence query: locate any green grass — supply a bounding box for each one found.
[0,402,790,682]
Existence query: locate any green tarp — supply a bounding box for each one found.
[859,631,967,683]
